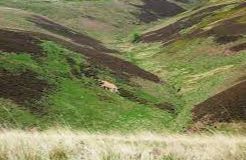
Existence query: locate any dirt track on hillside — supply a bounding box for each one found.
[192,80,246,125]
[132,0,185,23]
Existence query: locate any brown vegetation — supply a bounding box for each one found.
[132,0,185,23]
[0,28,161,82]
[155,102,176,113]
[27,16,160,82]
[192,80,246,125]
[198,16,246,39]
[0,69,51,112]
[140,3,229,43]
[28,15,114,53]
[230,42,246,52]
[0,29,43,57]
[118,88,149,104]
[214,35,242,44]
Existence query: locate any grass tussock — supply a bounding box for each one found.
[0,130,245,160]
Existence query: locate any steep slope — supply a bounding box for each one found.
[0,27,160,82]
[0,37,173,131]
[140,2,245,44]
[0,2,176,131]
[0,0,245,133]
[124,0,246,131]
[192,80,246,125]
[0,0,189,44]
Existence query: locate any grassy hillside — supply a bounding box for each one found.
[0,39,176,131]
[0,0,245,134]
[0,0,187,132]
[0,0,188,44]
[122,0,246,131]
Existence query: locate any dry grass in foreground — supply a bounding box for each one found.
[0,130,245,160]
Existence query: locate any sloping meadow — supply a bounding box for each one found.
[126,1,246,131]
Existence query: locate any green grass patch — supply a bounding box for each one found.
[0,41,174,132]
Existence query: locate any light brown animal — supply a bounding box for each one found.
[100,80,118,93]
